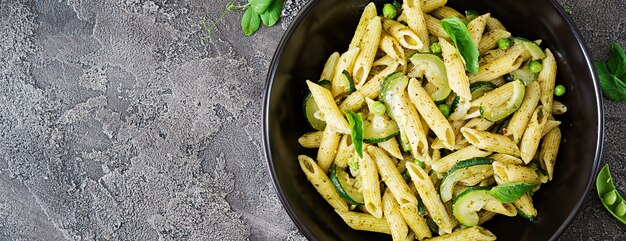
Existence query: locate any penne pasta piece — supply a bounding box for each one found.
[486,17,505,31]
[336,210,391,234]
[541,119,561,137]
[552,100,567,115]
[361,151,383,218]
[431,145,492,173]
[298,131,323,148]
[383,19,424,50]
[403,0,430,52]
[461,127,520,156]
[332,48,361,96]
[378,137,404,160]
[317,127,342,172]
[538,49,557,114]
[478,211,498,225]
[406,162,456,234]
[353,16,383,88]
[463,117,494,131]
[489,153,524,165]
[298,155,348,211]
[368,146,417,207]
[334,135,353,169]
[320,52,340,81]
[383,190,410,241]
[407,78,456,149]
[520,106,548,163]
[307,80,351,134]
[431,6,465,20]
[340,61,399,112]
[512,193,537,219]
[421,0,448,13]
[425,14,450,39]
[493,161,541,184]
[459,168,494,186]
[483,200,517,216]
[349,3,377,49]
[506,81,541,143]
[439,38,472,100]
[478,29,512,54]
[540,127,561,180]
[467,13,490,48]
[426,226,496,241]
[380,35,407,65]
[469,48,525,83]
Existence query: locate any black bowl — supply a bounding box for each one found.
[263,0,604,240]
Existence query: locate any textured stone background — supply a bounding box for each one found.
[0,0,624,240]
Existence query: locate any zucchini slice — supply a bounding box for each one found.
[380,71,407,105]
[512,37,545,60]
[340,70,357,94]
[440,157,494,202]
[470,82,497,100]
[363,115,400,143]
[452,186,493,227]
[409,54,452,101]
[303,80,331,130]
[330,165,364,205]
[479,80,525,122]
[510,65,538,86]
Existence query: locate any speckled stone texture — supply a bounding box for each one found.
[0,0,623,240]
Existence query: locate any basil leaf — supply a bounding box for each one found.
[241,8,261,36]
[607,42,626,79]
[489,182,537,203]
[260,0,283,27]
[440,17,480,74]
[249,0,273,14]
[345,111,364,158]
[596,61,626,101]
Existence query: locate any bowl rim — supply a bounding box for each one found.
[261,0,605,240]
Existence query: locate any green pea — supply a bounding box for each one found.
[616,202,626,216]
[604,190,617,205]
[498,38,511,50]
[383,4,397,19]
[438,104,450,117]
[554,84,566,96]
[529,60,543,73]
[414,159,425,169]
[430,42,442,54]
[371,101,387,115]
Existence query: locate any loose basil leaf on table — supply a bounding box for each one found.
[260,0,283,27]
[345,111,364,158]
[440,17,480,74]
[596,42,626,101]
[596,164,626,225]
[607,42,626,79]
[241,7,261,36]
[249,0,273,14]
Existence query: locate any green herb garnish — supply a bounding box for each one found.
[345,111,364,158]
[595,43,626,101]
[200,0,284,38]
[440,17,480,74]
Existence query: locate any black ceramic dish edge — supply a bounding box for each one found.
[261,0,605,240]
[544,0,604,240]
[262,0,321,240]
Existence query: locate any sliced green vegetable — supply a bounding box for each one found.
[418,197,426,216]
[330,165,364,205]
[510,65,538,86]
[409,54,451,101]
[490,182,537,203]
[340,70,357,94]
[503,73,514,82]
[479,80,526,121]
[345,111,364,158]
[596,164,626,225]
[402,171,411,183]
[425,216,439,233]
[363,115,400,143]
[302,80,331,130]
[440,157,494,202]
[452,186,493,227]
[440,17,480,74]
[380,71,407,105]
[450,95,460,113]
[470,81,497,99]
[512,37,545,60]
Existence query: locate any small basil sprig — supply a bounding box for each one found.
[489,182,536,203]
[200,0,284,39]
[595,43,626,101]
[440,17,480,74]
[596,164,626,225]
[345,111,364,158]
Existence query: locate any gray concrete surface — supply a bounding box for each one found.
[0,0,624,240]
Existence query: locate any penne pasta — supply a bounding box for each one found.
[478,29,512,54]
[407,78,456,149]
[506,81,541,143]
[361,151,383,218]
[403,0,430,52]
[431,6,465,20]
[520,106,548,163]
[425,14,450,39]
[334,135,353,169]
[421,0,448,13]
[378,137,404,160]
[383,190,410,241]
[336,210,391,234]
[406,162,456,234]
[538,49,557,114]
[540,127,561,180]
[306,80,351,134]
[298,155,348,211]
[467,13,490,48]
[552,100,567,115]
[469,48,525,83]
[425,226,496,241]
[431,145,492,173]
[332,48,361,97]
[317,127,342,172]
[493,161,541,184]
[320,52,340,81]
[349,3,377,49]
[439,38,472,100]
[353,16,383,88]
[383,19,424,50]
[461,127,520,156]
[298,131,323,148]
